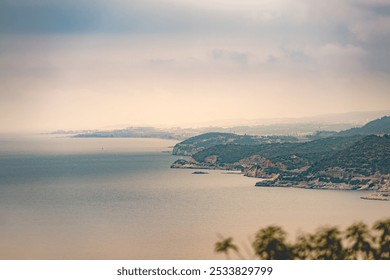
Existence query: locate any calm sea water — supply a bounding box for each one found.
[0,135,389,259]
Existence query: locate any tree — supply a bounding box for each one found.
[293,233,317,260]
[214,237,239,260]
[252,225,292,260]
[215,218,389,260]
[345,222,375,259]
[311,227,346,260]
[373,218,390,260]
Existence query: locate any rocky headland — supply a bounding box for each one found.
[171,117,390,200]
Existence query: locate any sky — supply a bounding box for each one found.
[0,0,390,132]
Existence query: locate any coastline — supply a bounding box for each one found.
[171,160,390,201]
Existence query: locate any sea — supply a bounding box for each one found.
[0,135,389,259]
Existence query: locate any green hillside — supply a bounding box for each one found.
[338,116,390,137]
[192,135,363,166]
[172,132,298,156]
[308,135,390,175]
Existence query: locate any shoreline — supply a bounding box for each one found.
[171,162,390,201]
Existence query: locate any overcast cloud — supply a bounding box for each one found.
[0,0,389,132]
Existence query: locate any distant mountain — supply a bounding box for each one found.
[300,110,390,125]
[183,110,390,128]
[74,127,180,139]
[172,132,299,156]
[337,116,390,137]
[192,123,355,136]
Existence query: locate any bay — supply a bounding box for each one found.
[0,136,389,259]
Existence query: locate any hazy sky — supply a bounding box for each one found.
[1,0,390,132]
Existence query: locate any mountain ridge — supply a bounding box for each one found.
[337,116,390,137]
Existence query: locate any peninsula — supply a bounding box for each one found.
[171,117,390,200]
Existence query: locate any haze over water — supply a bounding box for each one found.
[0,136,388,259]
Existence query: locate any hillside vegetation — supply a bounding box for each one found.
[172,132,298,156]
[171,116,390,193]
[337,116,390,137]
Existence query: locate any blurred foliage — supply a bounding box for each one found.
[214,218,390,260]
